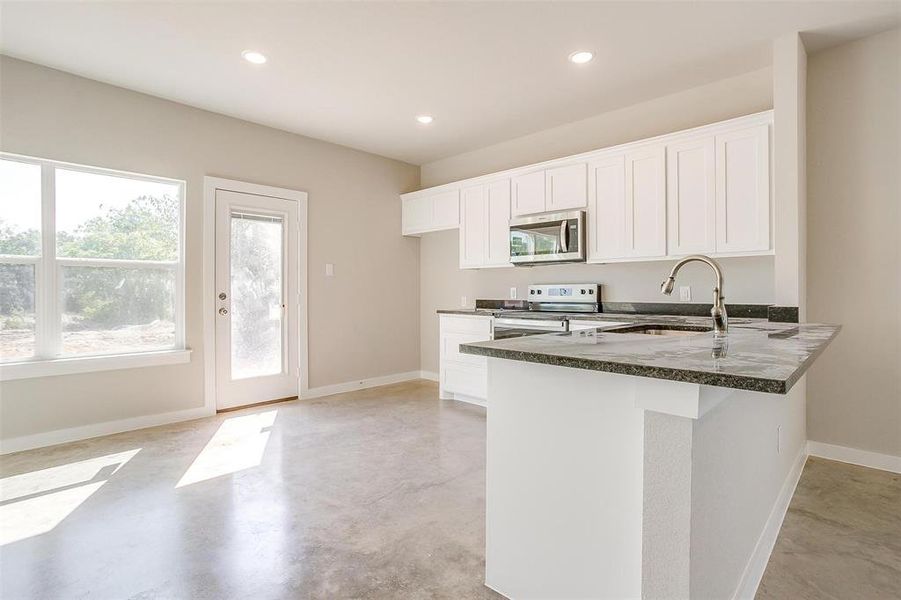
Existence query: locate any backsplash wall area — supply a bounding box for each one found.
[419,229,774,373]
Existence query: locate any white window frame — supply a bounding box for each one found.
[0,153,190,381]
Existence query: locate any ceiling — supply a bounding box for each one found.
[1,1,898,165]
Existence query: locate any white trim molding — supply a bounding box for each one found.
[302,371,426,399]
[0,349,192,381]
[807,440,901,474]
[731,447,807,600]
[0,405,213,455]
[419,370,439,382]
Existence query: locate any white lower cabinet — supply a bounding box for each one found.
[439,315,491,405]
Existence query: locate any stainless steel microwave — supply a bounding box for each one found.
[509,210,586,266]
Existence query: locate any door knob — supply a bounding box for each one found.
[218,307,228,316]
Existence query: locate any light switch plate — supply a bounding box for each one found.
[679,286,691,301]
[461,296,468,307]
[325,263,335,277]
[510,287,517,300]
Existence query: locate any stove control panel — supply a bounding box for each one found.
[527,284,599,303]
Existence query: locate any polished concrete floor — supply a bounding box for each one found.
[1,381,501,599]
[757,457,901,600]
[3,383,899,599]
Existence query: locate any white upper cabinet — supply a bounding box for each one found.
[432,189,461,230]
[511,170,546,216]
[667,137,716,255]
[546,163,588,211]
[624,146,666,258]
[402,189,459,235]
[459,179,512,269]
[402,111,774,261]
[587,155,627,261]
[459,185,487,268]
[588,146,666,262]
[401,195,432,235]
[485,179,512,267]
[715,124,770,253]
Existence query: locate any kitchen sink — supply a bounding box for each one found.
[605,324,712,336]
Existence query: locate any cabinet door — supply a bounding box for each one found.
[546,163,588,211]
[485,179,512,266]
[402,195,431,234]
[625,146,666,258]
[587,155,627,261]
[431,189,460,230]
[666,137,716,255]
[459,185,487,269]
[511,170,546,216]
[715,125,770,253]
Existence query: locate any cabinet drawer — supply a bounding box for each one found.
[442,333,490,366]
[442,362,487,399]
[440,315,492,336]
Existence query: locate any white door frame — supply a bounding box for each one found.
[203,176,309,412]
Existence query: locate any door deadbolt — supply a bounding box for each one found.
[218,292,227,300]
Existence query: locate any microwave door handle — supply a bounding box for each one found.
[559,220,568,253]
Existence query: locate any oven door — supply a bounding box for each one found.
[492,318,568,339]
[509,210,585,265]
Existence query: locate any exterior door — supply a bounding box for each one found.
[215,189,299,410]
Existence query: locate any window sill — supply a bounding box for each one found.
[0,349,192,382]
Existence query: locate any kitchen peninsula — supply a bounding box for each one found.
[460,318,839,599]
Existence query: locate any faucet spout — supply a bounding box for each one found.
[660,255,728,336]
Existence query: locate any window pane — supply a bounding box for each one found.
[56,169,180,261]
[61,266,175,356]
[0,264,36,361]
[0,159,42,256]
[230,214,283,380]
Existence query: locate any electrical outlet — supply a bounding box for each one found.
[510,287,517,300]
[679,286,691,302]
[460,295,468,307]
[325,263,335,277]
[776,425,782,454]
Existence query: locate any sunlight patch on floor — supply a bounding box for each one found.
[0,448,140,545]
[176,410,277,488]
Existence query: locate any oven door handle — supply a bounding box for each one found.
[559,220,568,253]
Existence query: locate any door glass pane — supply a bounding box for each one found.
[61,266,176,356]
[0,264,36,361]
[230,213,283,380]
[0,159,42,256]
[55,168,180,261]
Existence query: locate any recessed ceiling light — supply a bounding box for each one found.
[568,51,594,64]
[242,50,267,65]
[416,115,434,124]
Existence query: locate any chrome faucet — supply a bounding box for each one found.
[660,255,728,336]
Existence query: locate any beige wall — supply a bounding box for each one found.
[0,57,421,442]
[806,29,901,458]
[419,68,776,374]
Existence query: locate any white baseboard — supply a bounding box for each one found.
[732,446,807,600]
[807,440,901,474]
[0,406,215,455]
[1,371,436,455]
[301,370,426,400]
[419,370,439,382]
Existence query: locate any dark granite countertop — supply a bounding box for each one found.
[459,320,840,394]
